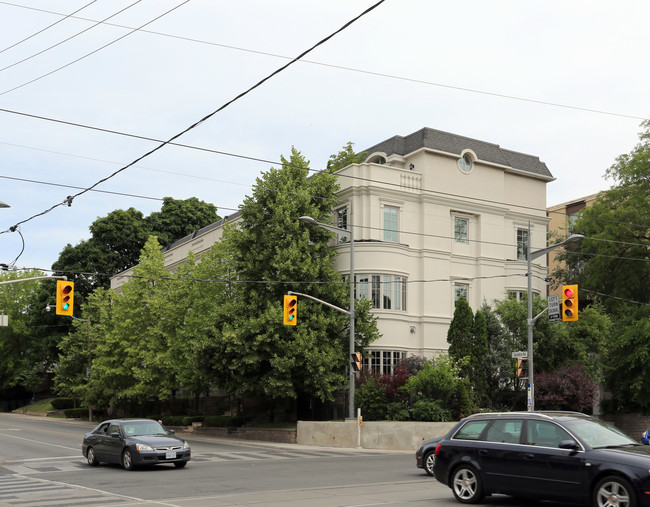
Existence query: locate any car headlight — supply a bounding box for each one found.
[136,443,154,452]
[183,441,190,450]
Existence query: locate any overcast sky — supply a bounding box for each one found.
[1,0,648,272]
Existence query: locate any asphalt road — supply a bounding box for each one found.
[0,413,580,507]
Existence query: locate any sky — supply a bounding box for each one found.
[0,0,648,272]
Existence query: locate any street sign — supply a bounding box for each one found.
[548,294,561,322]
[511,351,528,359]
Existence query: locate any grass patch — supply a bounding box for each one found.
[15,398,55,413]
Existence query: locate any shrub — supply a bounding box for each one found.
[51,398,76,410]
[204,415,245,427]
[63,408,88,419]
[410,400,451,422]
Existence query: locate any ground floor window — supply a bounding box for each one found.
[363,350,406,375]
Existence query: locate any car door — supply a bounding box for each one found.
[103,423,124,463]
[89,423,111,460]
[474,419,525,493]
[517,420,588,498]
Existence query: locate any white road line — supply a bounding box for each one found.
[0,432,79,451]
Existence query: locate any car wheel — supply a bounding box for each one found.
[451,465,484,504]
[86,447,99,466]
[122,449,134,471]
[423,451,436,476]
[594,476,636,507]
[174,461,187,469]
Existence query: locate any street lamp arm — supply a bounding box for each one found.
[528,234,585,261]
[298,216,346,235]
[287,291,351,316]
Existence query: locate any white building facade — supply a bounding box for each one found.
[111,127,554,375]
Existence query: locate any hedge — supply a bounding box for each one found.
[51,398,76,410]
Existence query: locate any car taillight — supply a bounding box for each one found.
[435,443,441,455]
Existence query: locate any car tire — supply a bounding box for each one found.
[423,451,435,476]
[451,464,484,504]
[86,447,99,466]
[122,449,134,471]
[594,476,636,507]
[174,461,187,469]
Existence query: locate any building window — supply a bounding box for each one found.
[454,283,469,302]
[517,228,529,260]
[356,273,406,311]
[384,205,399,242]
[454,217,468,243]
[364,350,406,375]
[458,153,473,173]
[336,207,347,230]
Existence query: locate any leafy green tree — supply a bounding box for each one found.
[447,296,474,361]
[472,309,489,405]
[0,270,57,396]
[216,147,379,409]
[326,141,367,171]
[145,197,218,247]
[52,198,219,294]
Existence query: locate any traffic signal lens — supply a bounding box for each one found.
[283,295,298,326]
[564,287,574,298]
[287,299,296,321]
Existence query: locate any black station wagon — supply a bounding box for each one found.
[428,411,650,507]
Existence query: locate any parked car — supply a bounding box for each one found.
[82,418,191,470]
[641,430,650,445]
[424,411,650,506]
[415,436,443,476]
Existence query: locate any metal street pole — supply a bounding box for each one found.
[526,228,584,411]
[299,212,355,419]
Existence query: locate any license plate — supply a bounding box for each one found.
[165,451,176,459]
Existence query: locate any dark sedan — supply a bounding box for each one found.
[429,411,650,506]
[82,418,191,470]
[416,436,443,476]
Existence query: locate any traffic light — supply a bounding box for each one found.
[516,358,527,378]
[561,284,578,322]
[56,280,74,316]
[351,352,362,372]
[283,295,297,325]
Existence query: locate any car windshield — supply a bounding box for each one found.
[122,421,168,437]
[562,418,639,448]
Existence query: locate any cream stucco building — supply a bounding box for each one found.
[111,127,555,374]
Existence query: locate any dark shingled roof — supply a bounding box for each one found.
[363,127,553,179]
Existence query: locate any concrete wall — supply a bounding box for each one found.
[297,420,456,451]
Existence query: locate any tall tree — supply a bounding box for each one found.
[217,147,379,407]
[326,141,367,171]
[52,197,219,295]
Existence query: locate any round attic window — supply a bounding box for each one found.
[458,153,473,173]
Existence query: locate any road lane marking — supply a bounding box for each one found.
[0,432,79,451]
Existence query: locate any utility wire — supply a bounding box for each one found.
[0,1,189,96]
[1,0,386,233]
[1,1,646,121]
[0,0,142,72]
[0,0,99,55]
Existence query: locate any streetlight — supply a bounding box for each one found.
[0,201,9,208]
[526,228,584,411]
[298,213,355,420]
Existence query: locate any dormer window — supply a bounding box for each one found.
[458,153,473,173]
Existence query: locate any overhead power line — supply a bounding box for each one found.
[0,0,99,55]
[0,1,189,96]
[1,0,386,235]
[0,0,142,72]
[1,1,646,121]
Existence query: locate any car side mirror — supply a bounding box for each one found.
[168,429,175,434]
[559,439,580,450]
[111,432,120,438]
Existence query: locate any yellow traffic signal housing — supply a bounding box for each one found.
[351,352,362,372]
[283,295,297,325]
[56,280,74,316]
[516,358,527,378]
[561,284,578,322]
